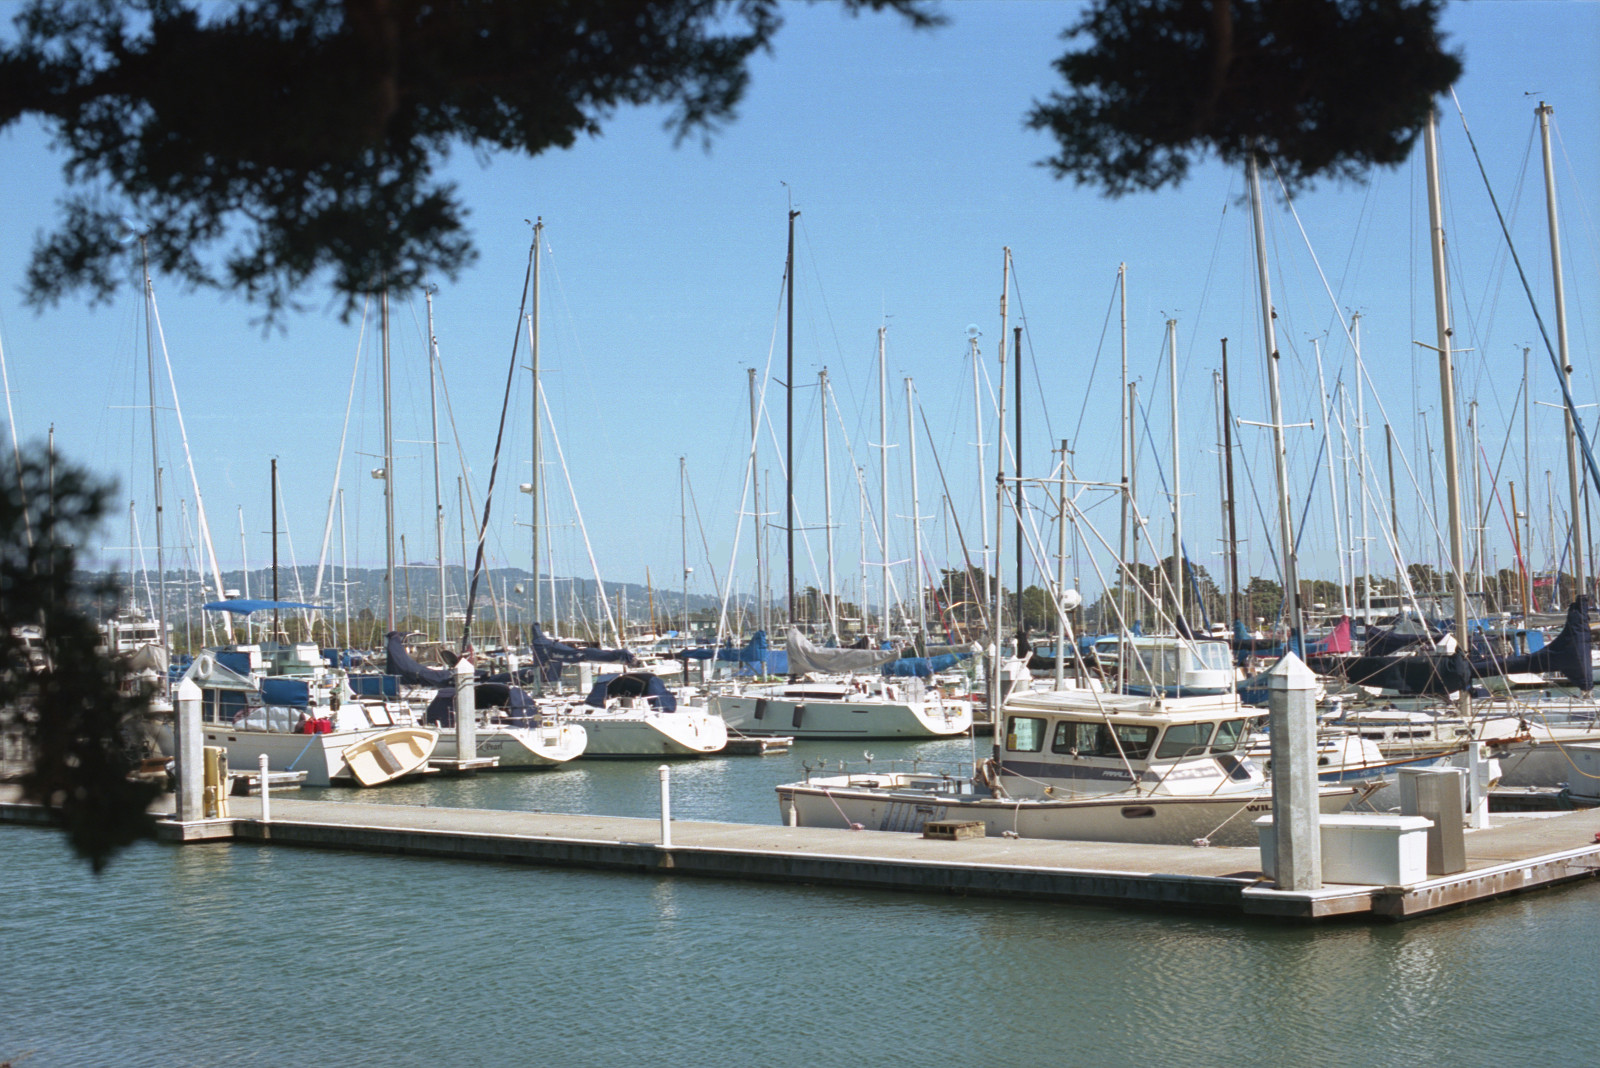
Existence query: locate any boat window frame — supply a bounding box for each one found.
[1006,715,1047,753]
[1049,719,1157,760]
[1154,721,1217,760]
[1210,718,1246,753]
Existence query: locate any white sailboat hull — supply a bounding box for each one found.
[433,723,588,767]
[154,721,394,787]
[712,691,972,739]
[555,707,727,757]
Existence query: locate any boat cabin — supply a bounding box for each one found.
[1091,636,1235,696]
[998,690,1262,799]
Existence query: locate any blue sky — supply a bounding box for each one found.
[1,0,1597,626]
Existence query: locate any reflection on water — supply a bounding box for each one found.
[4,726,1597,1067]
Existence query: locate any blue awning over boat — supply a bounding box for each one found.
[202,599,327,614]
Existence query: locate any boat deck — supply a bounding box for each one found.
[4,787,1595,921]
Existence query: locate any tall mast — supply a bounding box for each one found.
[786,209,798,628]
[877,325,890,639]
[1221,339,1240,625]
[1129,380,1140,633]
[1523,345,1533,611]
[426,286,446,644]
[970,331,988,590]
[1355,316,1372,623]
[338,488,350,649]
[906,376,925,643]
[821,368,837,639]
[270,457,279,641]
[1423,108,1470,713]
[1247,151,1302,642]
[1118,264,1129,665]
[1538,102,1585,606]
[1014,323,1024,645]
[1471,399,1485,595]
[988,248,1010,745]
[1055,437,1069,689]
[1312,336,1349,613]
[237,506,250,642]
[680,457,689,639]
[747,367,762,635]
[140,237,169,685]
[381,289,396,633]
[1167,318,1183,622]
[531,217,544,631]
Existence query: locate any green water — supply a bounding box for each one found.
[3,737,1596,1067]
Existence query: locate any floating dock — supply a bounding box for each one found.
[6,786,1592,922]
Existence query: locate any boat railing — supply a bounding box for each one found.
[798,755,973,785]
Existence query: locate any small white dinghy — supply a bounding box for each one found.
[342,727,438,786]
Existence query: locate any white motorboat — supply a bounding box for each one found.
[713,676,972,740]
[776,688,1360,846]
[551,672,727,757]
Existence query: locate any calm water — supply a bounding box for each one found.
[4,735,1597,1067]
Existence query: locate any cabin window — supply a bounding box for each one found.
[1210,719,1245,753]
[1155,722,1215,760]
[1052,721,1156,760]
[1006,716,1046,752]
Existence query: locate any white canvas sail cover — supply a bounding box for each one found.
[785,628,899,677]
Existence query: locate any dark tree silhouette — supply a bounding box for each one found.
[0,0,940,322]
[1027,0,1463,194]
[1,440,160,871]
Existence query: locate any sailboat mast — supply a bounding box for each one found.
[270,457,280,641]
[970,333,988,590]
[1355,315,1372,623]
[381,289,396,633]
[906,376,925,643]
[1423,108,1470,713]
[1221,339,1240,625]
[531,217,544,632]
[748,366,762,635]
[140,238,169,685]
[1168,318,1182,622]
[878,325,890,639]
[1118,264,1129,667]
[988,248,1010,742]
[1538,102,1585,605]
[1312,336,1349,613]
[680,456,689,638]
[786,209,798,629]
[1014,323,1023,646]
[426,287,446,644]
[821,368,837,639]
[1247,151,1303,642]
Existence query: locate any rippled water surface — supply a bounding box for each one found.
[4,736,1596,1067]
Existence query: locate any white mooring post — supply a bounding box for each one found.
[258,753,271,823]
[658,764,672,848]
[454,655,477,761]
[1268,653,1322,890]
[175,676,204,823]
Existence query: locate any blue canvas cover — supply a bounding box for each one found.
[385,630,453,687]
[882,650,972,678]
[583,672,677,712]
[423,682,537,728]
[678,630,786,675]
[1471,597,1591,688]
[523,624,637,683]
[259,676,310,708]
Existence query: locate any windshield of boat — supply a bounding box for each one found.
[1049,720,1158,760]
[1152,718,1248,759]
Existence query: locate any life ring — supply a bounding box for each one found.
[195,653,216,676]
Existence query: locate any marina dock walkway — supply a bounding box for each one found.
[5,786,1597,921]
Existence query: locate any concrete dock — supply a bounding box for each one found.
[5,786,1594,921]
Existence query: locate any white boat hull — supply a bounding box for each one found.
[556,708,727,757]
[776,776,1357,847]
[154,721,384,787]
[712,692,972,739]
[433,723,588,767]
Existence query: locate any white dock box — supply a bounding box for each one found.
[1564,743,1600,802]
[1256,813,1434,886]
